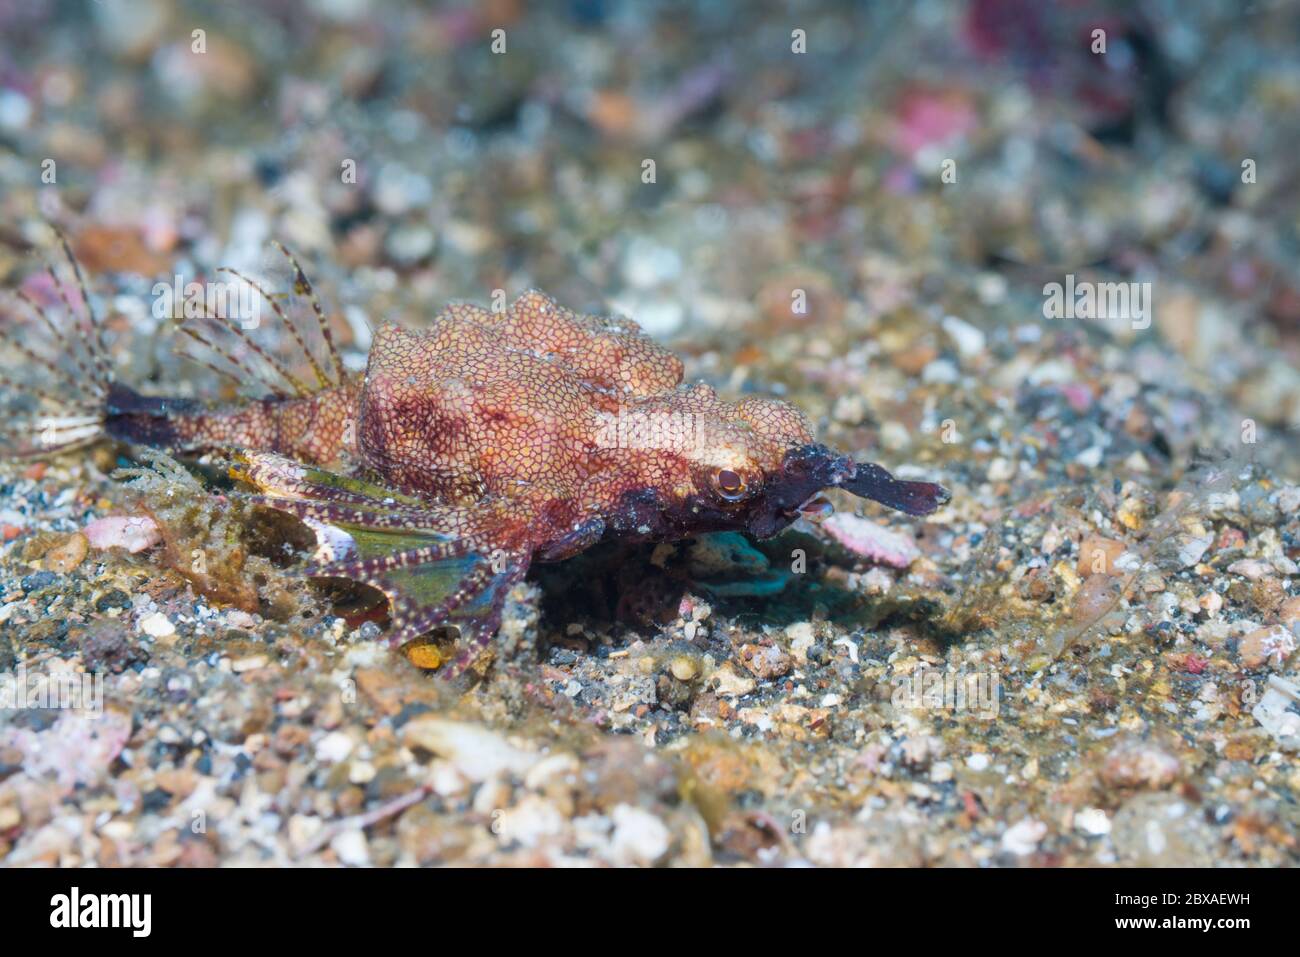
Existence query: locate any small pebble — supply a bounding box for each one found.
[330,829,370,866]
[138,612,176,638]
[1075,808,1111,836]
[44,533,89,573]
[1001,818,1046,856]
[609,804,670,866]
[669,656,698,681]
[316,731,354,764]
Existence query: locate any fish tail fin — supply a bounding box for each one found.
[0,228,115,458]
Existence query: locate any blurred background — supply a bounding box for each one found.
[0,1,1297,453]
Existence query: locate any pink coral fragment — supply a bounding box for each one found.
[823,512,921,568]
[83,514,161,554]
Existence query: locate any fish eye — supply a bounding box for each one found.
[713,468,747,500]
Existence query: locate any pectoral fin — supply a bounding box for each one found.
[232,449,527,670]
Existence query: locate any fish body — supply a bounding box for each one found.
[3,239,949,672]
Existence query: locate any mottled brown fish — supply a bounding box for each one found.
[1,237,949,673]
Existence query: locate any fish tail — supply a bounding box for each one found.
[2,233,356,463]
[106,381,361,465]
[0,229,116,458]
[101,382,203,450]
